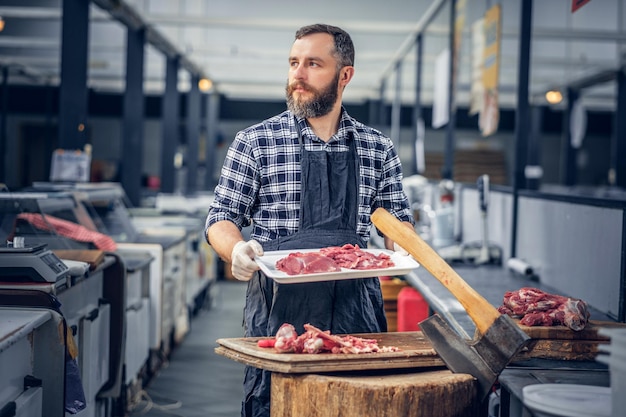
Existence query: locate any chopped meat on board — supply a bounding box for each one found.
[498,287,590,331]
[273,323,299,353]
[275,244,395,275]
[257,323,401,354]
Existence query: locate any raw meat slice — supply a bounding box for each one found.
[320,244,395,270]
[274,244,395,276]
[275,252,341,275]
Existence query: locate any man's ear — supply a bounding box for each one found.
[340,66,355,87]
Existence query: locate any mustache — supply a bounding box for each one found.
[287,81,312,94]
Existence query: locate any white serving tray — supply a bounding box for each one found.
[255,248,420,284]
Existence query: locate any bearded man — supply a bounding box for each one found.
[205,23,414,417]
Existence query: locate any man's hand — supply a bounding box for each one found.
[231,240,264,281]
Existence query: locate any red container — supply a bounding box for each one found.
[397,286,429,331]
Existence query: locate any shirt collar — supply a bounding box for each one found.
[291,107,356,143]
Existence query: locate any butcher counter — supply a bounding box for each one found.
[404,263,616,417]
[215,259,619,417]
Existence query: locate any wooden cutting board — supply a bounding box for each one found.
[518,319,626,340]
[215,331,445,374]
[53,249,105,270]
[513,320,626,361]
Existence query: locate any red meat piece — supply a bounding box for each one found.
[275,252,341,275]
[274,323,299,352]
[267,323,400,354]
[320,244,395,270]
[499,287,590,331]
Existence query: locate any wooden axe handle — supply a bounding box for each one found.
[371,208,500,335]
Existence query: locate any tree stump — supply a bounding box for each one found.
[271,369,478,417]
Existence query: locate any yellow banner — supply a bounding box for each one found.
[480,4,501,136]
[482,4,501,90]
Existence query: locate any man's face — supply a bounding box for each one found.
[285,33,344,118]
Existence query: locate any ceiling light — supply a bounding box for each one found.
[0,16,5,32]
[198,78,212,92]
[545,90,563,104]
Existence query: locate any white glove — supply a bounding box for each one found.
[393,242,409,256]
[231,240,264,281]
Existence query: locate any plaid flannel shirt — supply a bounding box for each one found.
[205,108,413,243]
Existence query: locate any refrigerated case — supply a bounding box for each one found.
[0,193,126,417]
[0,249,122,417]
[85,185,216,315]
[117,250,152,392]
[130,209,216,314]
[27,183,191,358]
[0,307,66,417]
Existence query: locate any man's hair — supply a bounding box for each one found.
[295,24,355,69]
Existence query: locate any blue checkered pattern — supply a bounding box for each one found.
[205,108,412,243]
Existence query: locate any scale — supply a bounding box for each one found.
[437,175,503,266]
[0,243,69,293]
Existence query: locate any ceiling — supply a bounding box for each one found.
[1,0,625,110]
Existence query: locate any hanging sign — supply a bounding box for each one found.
[452,0,467,112]
[432,49,450,129]
[570,99,587,149]
[469,17,485,116]
[479,4,502,137]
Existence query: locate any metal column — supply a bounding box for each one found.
[526,105,543,191]
[186,74,200,194]
[442,0,457,181]
[0,66,7,184]
[613,69,626,188]
[121,27,146,207]
[510,0,533,258]
[412,33,424,175]
[58,0,89,150]
[378,80,387,126]
[204,91,220,190]
[160,56,180,194]
[561,87,579,186]
[390,61,402,145]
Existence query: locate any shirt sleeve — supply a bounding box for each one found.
[205,130,260,235]
[374,138,414,226]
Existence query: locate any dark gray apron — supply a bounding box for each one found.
[240,121,387,417]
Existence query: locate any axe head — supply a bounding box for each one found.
[419,313,530,400]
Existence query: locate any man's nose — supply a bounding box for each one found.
[292,64,306,79]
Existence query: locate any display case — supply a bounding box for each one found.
[0,193,125,417]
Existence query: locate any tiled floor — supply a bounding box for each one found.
[127,280,248,417]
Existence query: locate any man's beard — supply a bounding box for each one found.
[285,72,340,118]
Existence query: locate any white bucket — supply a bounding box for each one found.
[522,384,611,417]
[597,328,626,417]
[609,358,626,417]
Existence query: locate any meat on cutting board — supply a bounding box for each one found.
[498,287,590,331]
[275,244,394,275]
[259,323,401,354]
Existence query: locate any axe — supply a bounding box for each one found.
[371,208,529,399]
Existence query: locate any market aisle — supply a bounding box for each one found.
[128,280,248,417]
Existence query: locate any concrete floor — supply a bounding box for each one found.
[127,280,247,417]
